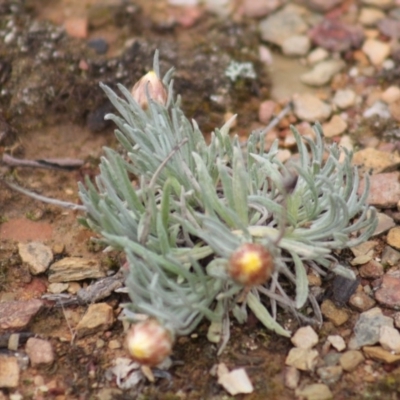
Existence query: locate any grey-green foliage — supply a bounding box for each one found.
[79,52,377,341]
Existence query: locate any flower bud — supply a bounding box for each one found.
[126,319,173,366]
[131,71,168,110]
[228,243,273,286]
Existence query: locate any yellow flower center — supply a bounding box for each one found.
[129,333,150,358]
[241,251,262,274]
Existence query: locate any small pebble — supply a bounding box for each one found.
[291,326,319,349]
[327,335,346,352]
[358,260,384,279]
[285,348,319,371]
[295,383,332,400]
[381,246,400,266]
[87,38,109,55]
[316,365,343,385]
[25,338,54,367]
[375,270,400,308]
[293,93,331,122]
[362,39,391,65]
[339,350,364,371]
[108,339,121,350]
[349,292,376,312]
[359,172,400,208]
[350,241,376,258]
[242,0,282,18]
[75,303,114,338]
[258,6,308,47]
[0,356,19,388]
[322,115,347,138]
[47,282,69,294]
[381,86,400,104]
[387,227,400,250]
[284,366,300,389]
[379,325,400,353]
[371,212,395,236]
[321,300,349,326]
[18,242,53,275]
[363,100,391,119]
[333,89,357,109]
[309,19,364,52]
[282,35,311,57]
[301,59,345,87]
[363,346,400,364]
[358,7,385,26]
[351,254,372,266]
[349,307,393,349]
[258,100,276,124]
[307,47,329,65]
[67,282,81,294]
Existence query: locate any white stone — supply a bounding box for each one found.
[381,86,400,104]
[379,325,400,354]
[362,39,391,66]
[284,366,300,389]
[282,35,311,57]
[293,93,331,122]
[217,365,254,395]
[285,348,319,371]
[307,47,329,65]
[363,100,391,119]
[301,59,345,87]
[291,326,319,349]
[47,282,69,294]
[333,89,357,109]
[327,335,346,351]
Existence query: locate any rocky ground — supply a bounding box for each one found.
[2,0,400,399]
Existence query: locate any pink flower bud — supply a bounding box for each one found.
[131,71,168,110]
[126,319,173,366]
[228,243,273,286]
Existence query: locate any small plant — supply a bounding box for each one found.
[79,52,377,362]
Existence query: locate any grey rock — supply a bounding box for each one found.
[349,307,393,349]
[282,35,311,57]
[363,100,391,119]
[301,59,345,87]
[259,6,308,46]
[317,365,343,385]
[381,245,400,267]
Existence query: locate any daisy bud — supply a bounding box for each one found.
[228,243,273,286]
[131,71,168,110]
[126,319,173,366]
